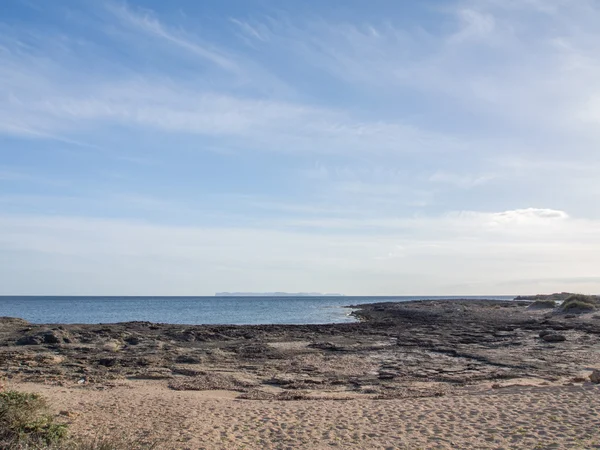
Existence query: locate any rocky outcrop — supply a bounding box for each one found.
[1,300,599,398]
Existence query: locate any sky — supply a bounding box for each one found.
[1,0,600,296]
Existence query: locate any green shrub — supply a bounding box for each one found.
[0,390,68,448]
[0,390,157,450]
[562,300,596,311]
[561,294,598,312]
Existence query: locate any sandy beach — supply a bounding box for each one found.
[2,300,600,449]
[11,380,600,449]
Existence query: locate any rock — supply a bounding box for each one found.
[97,358,118,367]
[16,335,43,345]
[539,330,553,338]
[124,336,141,345]
[378,371,396,380]
[590,370,600,384]
[175,355,202,364]
[43,332,61,344]
[541,333,566,342]
[308,341,344,351]
[267,375,296,386]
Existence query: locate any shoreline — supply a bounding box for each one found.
[0,295,517,326]
[2,299,599,448]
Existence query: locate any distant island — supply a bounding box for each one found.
[215,292,345,297]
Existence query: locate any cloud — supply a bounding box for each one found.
[428,171,495,188]
[233,1,600,148]
[0,55,467,156]
[106,3,238,71]
[1,210,599,295]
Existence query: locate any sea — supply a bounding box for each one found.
[0,295,515,325]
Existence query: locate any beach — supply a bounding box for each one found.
[2,300,600,449]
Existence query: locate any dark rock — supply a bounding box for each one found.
[539,330,553,338]
[541,333,566,342]
[97,358,118,367]
[124,336,141,345]
[175,355,202,364]
[590,370,600,384]
[43,332,61,344]
[16,335,43,345]
[378,371,396,380]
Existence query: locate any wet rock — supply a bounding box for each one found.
[541,333,566,342]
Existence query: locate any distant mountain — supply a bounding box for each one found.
[215,292,345,297]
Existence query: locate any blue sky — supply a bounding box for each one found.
[1,0,600,295]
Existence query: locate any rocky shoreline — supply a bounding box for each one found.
[1,299,599,399]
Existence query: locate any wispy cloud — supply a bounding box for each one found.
[106,3,238,71]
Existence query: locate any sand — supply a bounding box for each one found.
[12,380,600,450]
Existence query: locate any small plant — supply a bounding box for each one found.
[0,390,68,448]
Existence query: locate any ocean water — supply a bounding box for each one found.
[0,296,515,325]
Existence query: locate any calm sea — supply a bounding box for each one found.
[0,296,515,325]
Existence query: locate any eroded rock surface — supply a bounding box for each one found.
[1,300,598,398]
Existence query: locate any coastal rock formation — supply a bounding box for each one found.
[0,300,599,400]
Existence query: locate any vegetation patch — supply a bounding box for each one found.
[0,390,68,448]
[0,390,155,450]
[561,294,599,313]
